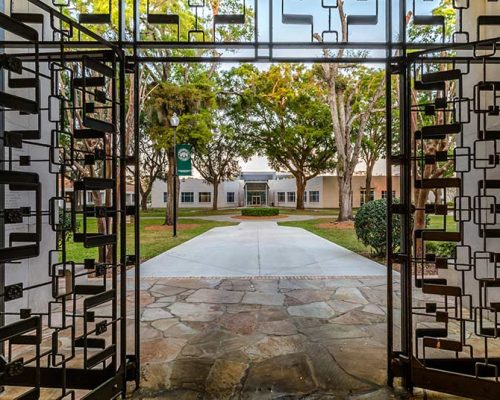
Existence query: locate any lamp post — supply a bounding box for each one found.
[170,112,180,237]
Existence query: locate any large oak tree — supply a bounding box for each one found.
[237,64,335,210]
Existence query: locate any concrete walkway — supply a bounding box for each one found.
[139,222,386,278]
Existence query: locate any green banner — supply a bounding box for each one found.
[176,144,192,176]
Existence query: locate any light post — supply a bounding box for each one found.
[170,112,180,237]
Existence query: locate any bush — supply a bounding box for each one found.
[425,241,456,258]
[241,208,279,217]
[57,208,78,247]
[354,199,401,257]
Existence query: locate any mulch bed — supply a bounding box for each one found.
[231,215,289,220]
[144,224,201,231]
[315,221,354,230]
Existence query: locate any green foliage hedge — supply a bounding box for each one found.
[241,208,279,217]
[426,241,456,258]
[354,199,401,257]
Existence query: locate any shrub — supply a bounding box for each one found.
[354,199,401,257]
[57,208,78,247]
[241,208,279,217]
[425,241,456,258]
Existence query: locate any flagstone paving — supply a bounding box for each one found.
[133,276,407,399]
[132,276,475,399]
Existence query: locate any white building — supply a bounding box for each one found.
[150,171,401,209]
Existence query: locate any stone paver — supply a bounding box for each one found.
[133,276,400,399]
[287,301,336,319]
[137,222,386,277]
[132,275,486,400]
[186,288,244,304]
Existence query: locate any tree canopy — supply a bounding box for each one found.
[235,64,336,209]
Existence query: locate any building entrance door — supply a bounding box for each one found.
[251,195,261,206]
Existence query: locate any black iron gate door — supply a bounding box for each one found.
[387,1,500,399]
[0,0,140,398]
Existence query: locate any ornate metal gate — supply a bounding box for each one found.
[0,0,139,398]
[1,0,500,399]
[387,1,500,399]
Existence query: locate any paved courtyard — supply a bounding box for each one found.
[133,276,467,400]
[138,222,386,278]
[134,276,396,399]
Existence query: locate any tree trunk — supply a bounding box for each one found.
[140,189,150,211]
[212,181,219,211]
[338,174,353,221]
[414,187,429,258]
[433,189,442,205]
[164,150,175,225]
[295,177,306,210]
[365,162,374,204]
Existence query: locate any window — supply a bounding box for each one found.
[227,192,235,203]
[360,189,375,206]
[181,192,194,203]
[309,191,320,203]
[277,192,286,203]
[199,192,211,203]
[382,190,396,199]
[304,191,307,203]
[287,192,296,203]
[163,192,167,203]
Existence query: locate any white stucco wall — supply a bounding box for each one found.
[2,0,55,317]
[269,176,325,208]
[151,178,243,208]
[455,0,500,306]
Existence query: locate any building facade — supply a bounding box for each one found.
[150,172,400,209]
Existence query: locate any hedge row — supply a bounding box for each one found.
[241,208,280,217]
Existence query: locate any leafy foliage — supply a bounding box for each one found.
[354,199,401,257]
[58,209,79,248]
[234,64,336,209]
[147,81,216,149]
[241,208,279,217]
[425,241,456,258]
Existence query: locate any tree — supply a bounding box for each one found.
[315,64,385,220]
[314,1,385,221]
[137,134,168,211]
[360,111,386,204]
[237,64,335,210]
[192,127,248,210]
[146,80,216,224]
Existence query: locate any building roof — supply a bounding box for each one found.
[240,172,276,182]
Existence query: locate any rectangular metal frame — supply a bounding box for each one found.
[1,0,500,399]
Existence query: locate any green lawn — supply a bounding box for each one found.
[278,207,340,216]
[428,214,457,231]
[66,217,237,263]
[279,214,458,262]
[278,218,374,259]
[142,208,240,217]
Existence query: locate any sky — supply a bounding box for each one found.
[201,0,440,174]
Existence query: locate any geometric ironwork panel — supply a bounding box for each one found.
[388,0,500,398]
[0,0,138,398]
